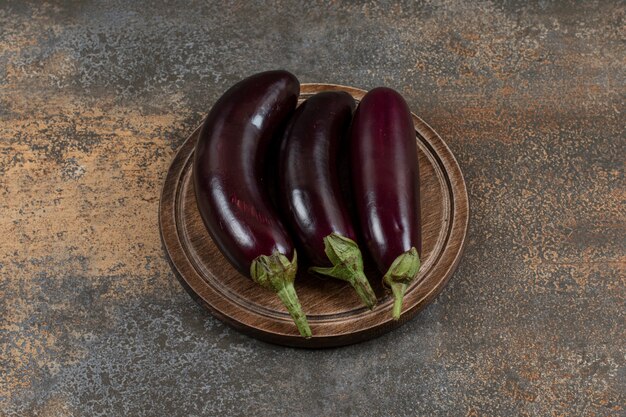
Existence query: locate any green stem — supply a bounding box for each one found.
[309,233,377,309]
[275,282,311,338]
[390,282,408,320]
[383,247,420,320]
[250,251,312,338]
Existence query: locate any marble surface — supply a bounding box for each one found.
[1,1,624,415]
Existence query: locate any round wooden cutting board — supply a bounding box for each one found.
[159,83,469,348]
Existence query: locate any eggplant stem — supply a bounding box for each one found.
[275,282,312,338]
[309,233,377,309]
[250,251,312,338]
[389,282,408,320]
[383,247,420,320]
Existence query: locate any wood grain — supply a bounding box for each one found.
[159,83,469,347]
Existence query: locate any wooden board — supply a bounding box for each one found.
[159,83,469,348]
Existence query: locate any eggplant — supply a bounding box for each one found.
[279,92,377,309]
[350,87,421,320]
[193,70,311,337]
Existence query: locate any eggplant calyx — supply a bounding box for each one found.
[309,233,378,310]
[383,247,420,320]
[250,251,312,338]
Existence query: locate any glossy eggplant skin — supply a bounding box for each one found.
[279,91,357,265]
[350,87,421,273]
[193,70,299,275]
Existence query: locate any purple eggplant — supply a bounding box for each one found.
[279,92,377,309]
[193,70,311,337]
[350,87,421,320]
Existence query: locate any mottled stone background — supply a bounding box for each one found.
[1,1,624,416]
